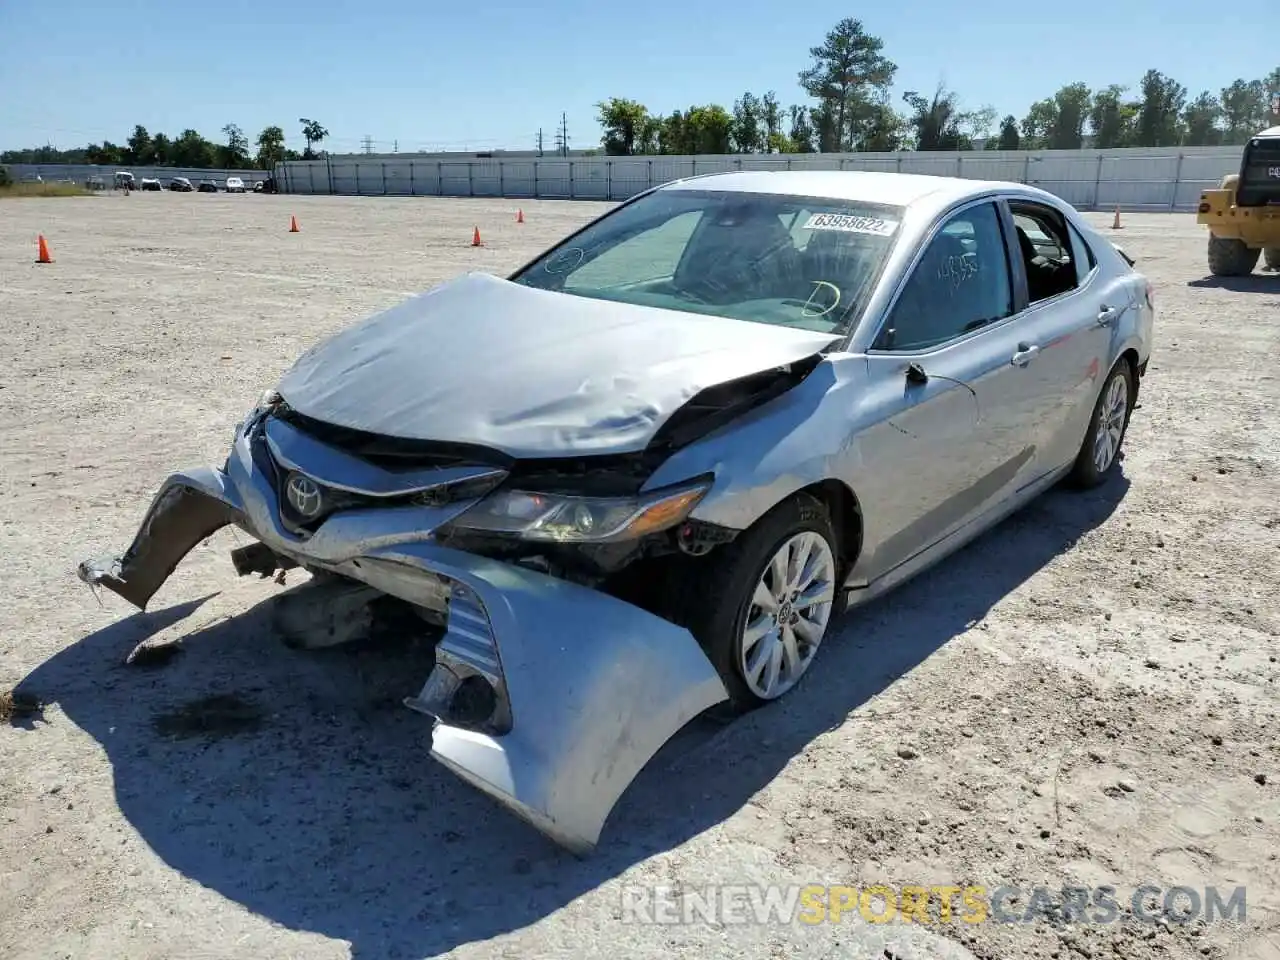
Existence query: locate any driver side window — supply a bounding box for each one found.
[874,202,1013,351]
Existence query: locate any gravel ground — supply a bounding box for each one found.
[1,192,1278,960]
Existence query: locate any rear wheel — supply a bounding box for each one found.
[1207,235,1260,277]
[672,493,840,709]
[1264,247,1280,271]
[1068,359,1134,489]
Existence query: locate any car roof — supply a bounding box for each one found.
[657,169,1052,220]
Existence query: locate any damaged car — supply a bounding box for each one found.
[79,170,1155,853]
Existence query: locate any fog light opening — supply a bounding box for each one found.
[449,674,498,727]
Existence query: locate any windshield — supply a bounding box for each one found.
[510,188,903,335]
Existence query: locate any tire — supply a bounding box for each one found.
[1068,358,1135,489]
[1207,235,1260,277]
[1264,247,1280,271]
[670,493,841,709]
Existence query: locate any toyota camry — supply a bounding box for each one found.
[79,170,1155,853]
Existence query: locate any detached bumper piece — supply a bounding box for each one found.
[364,544,730,854]
[77,418,730,853]
[78,468,245,610]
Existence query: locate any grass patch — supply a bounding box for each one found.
[0,182,91,198]
[0,687,44,722]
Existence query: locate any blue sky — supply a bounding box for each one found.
[0,0,1271,154]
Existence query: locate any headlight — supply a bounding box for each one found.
[446,479,711,543]
[233,388,281,444]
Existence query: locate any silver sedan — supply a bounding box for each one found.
[80,171,1155,853]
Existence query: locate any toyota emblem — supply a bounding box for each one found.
[285,472,324,518]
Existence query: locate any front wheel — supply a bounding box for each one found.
[673,493,841,708]
[1207,235,1260,277]
[1068,359,1134,488]
[1264,247,1280,271]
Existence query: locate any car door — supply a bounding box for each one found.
[855,199,1038,579]
[1001,199,1120,476]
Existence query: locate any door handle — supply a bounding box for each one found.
[1011,343,1039,367]
[1097,304,1122,326]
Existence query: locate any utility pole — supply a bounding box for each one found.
[554,113,570,157]
[361,135,374,155]
[393,139,398,154]
[537,128,544,156]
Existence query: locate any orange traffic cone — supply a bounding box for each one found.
[289,215,299,233]
[516,209,524,224]
[36,234,52,264]
[471,226,483,247]
[1111,205,1122,230]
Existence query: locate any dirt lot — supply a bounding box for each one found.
[1,192,1278,960]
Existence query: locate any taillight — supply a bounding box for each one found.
[1198,201,1211,214]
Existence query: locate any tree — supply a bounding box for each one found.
[958,105,997,145]
[171,129,216,167]
[1182,92,1223,146]
[810,102,838,152]
[85,141,125,165]
[788,104,816,152]
[798,17,896,151]
[995,115,1020,150]
[1135,69,1187,146]
[1220,79,1267,143]
[732,91,763,153]
[858,99,906,151]
[299,118,328,159]
[221,123,250,168]
[902,85,968,150]
[1088,85,1135,148]
[1020,99,1057,150]
[684,104,734,154]
[596,97,653,155]
[256,125,287,169]
[151,133,172,166]
[761,91,783,149]
[1021,85,1090,150]
[1047,82,1091,149]
[126,125,153,165]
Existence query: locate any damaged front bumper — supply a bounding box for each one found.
[78,416,730,853]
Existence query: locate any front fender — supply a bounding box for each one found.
[350,541,731,854]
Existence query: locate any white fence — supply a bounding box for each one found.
[274,146,1244,211]
[3,162,268,186]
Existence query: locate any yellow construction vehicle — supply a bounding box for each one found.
[1197,125,1280,276]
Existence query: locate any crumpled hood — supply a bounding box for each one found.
[275,272,836,457]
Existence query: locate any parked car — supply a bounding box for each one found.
[79,171,1155,854]
[139,178,162,191]
[225,176,246,193]
[85,176,107,191]
[169,177,194,192]
[113,171,135,191]
[197,179,219,193]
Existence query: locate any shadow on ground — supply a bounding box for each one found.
[1186,274,1280,293]
[16,473,1129,958]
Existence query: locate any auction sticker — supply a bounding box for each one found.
[803,213,899,236]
